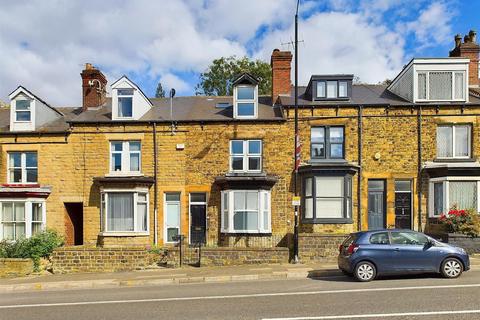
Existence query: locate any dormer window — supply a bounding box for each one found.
[117,89,133,118]
[15,100,31,122]
[308,75,353,101]
[232,73,259,119]
[416,71,465,101]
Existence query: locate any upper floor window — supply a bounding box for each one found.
[316,81,348,99]
[8,152,37,184]
[117,89,134,118]
[15,100,31,122]
[417,71,465,101]
[436,125,471,159]
[311,126,344,160]
[110,141,141,174]
[230,140,262,173]
[234,85,257,118]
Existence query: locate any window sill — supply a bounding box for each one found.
[302,218,353,224]
[309,159,347,163]
[433,158,475,163]
[99,232,149,237]
[105,172,143,177]
[221,231,272,235]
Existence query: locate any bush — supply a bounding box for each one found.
[439,207,480,237]
[0,229,64,271]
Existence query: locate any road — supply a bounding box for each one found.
[1,270,480,320]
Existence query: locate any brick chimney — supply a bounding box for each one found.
[271,49,293,104]
[449,30,480,87]
[81,63,107,110]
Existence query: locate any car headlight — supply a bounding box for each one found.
[458,247,466,254]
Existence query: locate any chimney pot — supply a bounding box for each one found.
[469,30,477,43]
[450,30,480,87]
[455,34,462,47]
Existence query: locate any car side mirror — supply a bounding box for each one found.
[425,239,435,248]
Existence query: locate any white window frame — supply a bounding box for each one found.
[416,71,466,102]
[7,151,38,184]
[428,176,480,217]
[14,100,32,123]
[436,125,471,159]
[100,188,149,235]
[220,189,271,234]
[164,192,181,244]
[229,140,262,173]
[117,89,134,119]
[0,199,46,241]
[233,85,258,119]
[109,141,142,175]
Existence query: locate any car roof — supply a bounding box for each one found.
[352,229,421,236]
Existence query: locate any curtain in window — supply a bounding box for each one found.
[434,183,444,216]
[454,72,464,99]
[107,193,134,231]
[455,126,469,157]
[418,73,426,99]
[429,72,452,100]
[233,191,259,230]
[118,97,133,117]
[437,126,452,157]
[316,177,344,218]
[449,182,476,210]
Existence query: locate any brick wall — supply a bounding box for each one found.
[0,258,34,278]
[298,233,346,262]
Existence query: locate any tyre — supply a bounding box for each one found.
[354,261,376,282]
[441,258,463,279]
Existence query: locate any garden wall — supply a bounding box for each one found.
[298,233,346,262]
[0,258,34,278]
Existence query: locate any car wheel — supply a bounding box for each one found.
[441,258,463,279]
[354,261,376,282]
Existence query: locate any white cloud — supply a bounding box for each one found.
[160,73,190,94]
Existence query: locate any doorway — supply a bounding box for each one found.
[395,180,412,229]
[368,180,386,230]
[64,203,83,246]
[189,193,207,245]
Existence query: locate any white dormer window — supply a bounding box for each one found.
[15,100,31,122]
[234,85,257,118]
[117,89,134,118]
[416,71,465,101]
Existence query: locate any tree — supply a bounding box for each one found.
[155,82,166,98]
[195,56,271,96]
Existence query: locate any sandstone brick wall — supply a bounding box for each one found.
[0,258,34,278]
[298,233,346,262]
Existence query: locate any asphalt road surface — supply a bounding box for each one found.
[1,270,480,319]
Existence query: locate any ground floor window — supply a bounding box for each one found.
[101,189,149,233]
[302,175,352,223]
[221,190,271,233]
[429,177,480,217]
[0,200,46,240]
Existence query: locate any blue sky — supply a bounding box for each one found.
[0,0,478,106]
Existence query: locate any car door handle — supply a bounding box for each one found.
[393,248,400,251]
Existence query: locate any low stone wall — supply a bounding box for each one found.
[445,234,480,254]
[51,246,155,273]
[299,233,346,262]
[0,258,34,278]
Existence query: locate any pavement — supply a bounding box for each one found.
[1,269,480,319]
[0,254,479,293]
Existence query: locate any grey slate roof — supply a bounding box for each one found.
[279,84,480,106]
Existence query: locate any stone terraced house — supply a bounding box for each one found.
[1,30,480,264]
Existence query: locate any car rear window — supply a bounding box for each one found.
[369,232,390,244]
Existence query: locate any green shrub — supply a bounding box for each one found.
[0,229,64,271]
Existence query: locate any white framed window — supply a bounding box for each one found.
[229,140,262,173]
[326,81,337,98]
[100,188,149,233]
[436,125,471,159]
[233,85,258,119]
[109,141,141,174]
[220,190,271,233]
[316,81,326,98]
[15,100,31,122]
[429,177,480,217]
[164,192,181,243]
[117,89,134,118]
[8,152,37,184]
[0,200,46,241]
[416,71,466,101]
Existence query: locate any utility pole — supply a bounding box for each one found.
[293,0,300,263]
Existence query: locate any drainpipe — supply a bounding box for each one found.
[417,106,423,231]
[357,105,363,231]
[153,122,158,245]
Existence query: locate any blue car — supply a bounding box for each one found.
[338,229,470,282]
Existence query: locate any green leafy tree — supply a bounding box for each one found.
[195,56,271,96]
[155,82,166,98]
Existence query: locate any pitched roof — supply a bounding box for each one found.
[8,86,64,116]
[0,107,80,133]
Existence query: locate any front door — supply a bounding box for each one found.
[368,180,386,230]
[395,180,412,229]
[189,193,207,244]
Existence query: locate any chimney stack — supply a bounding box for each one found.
[449,30,480,87]
[81,63,107,111]
[271,49,293,104]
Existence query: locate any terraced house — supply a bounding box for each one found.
[1,30,480,264]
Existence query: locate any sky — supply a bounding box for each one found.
[0,0,479,106]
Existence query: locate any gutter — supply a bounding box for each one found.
[417,106,423,231]
[357,106,363,231]
[153,123,159,246]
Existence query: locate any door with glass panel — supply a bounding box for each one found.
[395,180,412,229]
[165,193,181,243]
[189,193,207,245]
[368,180,386,230]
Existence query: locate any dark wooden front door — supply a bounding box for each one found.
[190,193,207,244]
[395,193,412,229]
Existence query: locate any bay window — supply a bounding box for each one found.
[0,200,46,240]
[101,189,148,233]
[436,125,471,159]
[429,178,480,217]
[230,140,262,173]
[221,190,271,233]
[302,175,352,223]
[8,152,38,184]
[110,141,141,174]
